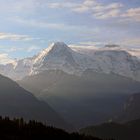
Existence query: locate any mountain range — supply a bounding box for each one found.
[0,42,140,81]
[19,69,140,128]
[115,93,140,122]
[0,42,140,130]
[80,118,140,140]
[0,74,70,130]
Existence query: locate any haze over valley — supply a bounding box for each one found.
[0,0,140,139]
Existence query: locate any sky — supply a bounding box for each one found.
[0,0,140,64]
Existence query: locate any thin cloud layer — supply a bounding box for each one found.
[0,33,34,41]
[0,53,14,64]
[121,7,140,22]
[48,0,140,21]
[0,0,139,62]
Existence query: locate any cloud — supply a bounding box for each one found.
[69,41,105,50]
[121,7,140,22]
[0,45,41,53]
[0,0,43,14]
[47,0,140,22]
[48,0,123,19]
[79,41,105,46]
[75,1,123,19]
[13,17,69,30]
[5,47,23,53]
[70,38,140,50]
[0,53,14,64]
[27,46,41,52]
[120,38,140,46]
[47,2,77,9]
[0,32,34,41]
[12,17,100,35]
[127,48,140,58]
[1,0,140,23]
[93,9,121,19]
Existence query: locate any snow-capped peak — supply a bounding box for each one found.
[49,42,69,50]
[33,42,72,65]
[31,42,80,75]
[47,42,73,56]
[0,42,140,82]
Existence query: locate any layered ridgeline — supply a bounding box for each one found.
[115,93,140,122]
[16,42,140,129]
[0,74,70,130]
[0,117,102,140]
[0,42,140,81]
[1,42,140,129]
[80,119,140,140]
[19,69,140,128]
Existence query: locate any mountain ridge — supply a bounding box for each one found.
[0,73,71,130]
[0,42,140,81]
[80,118,140,140]
[19,69,140,128]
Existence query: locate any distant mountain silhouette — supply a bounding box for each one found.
[0,74,70,130]
[0,116,103,140]
[19,69,140,128]
[80,118,140,140]
[115,93,140,122]
[1,42,140,82]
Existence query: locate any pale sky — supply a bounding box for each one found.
[0,0,140,63]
